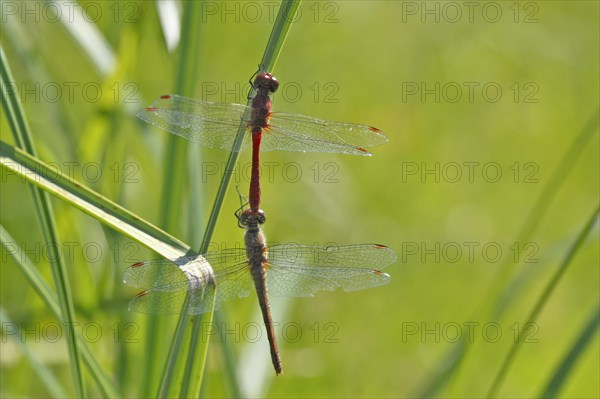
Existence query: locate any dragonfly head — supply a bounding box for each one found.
[254,73,279,93]
[238,208,267,228]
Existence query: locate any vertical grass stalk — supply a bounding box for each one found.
[486,205,599,397]
[539,303,600,398]
[144,1,207,397]
[1,47,86,398]
[1,226,118,398]
[160,1,302,397]
[443,109,600,397]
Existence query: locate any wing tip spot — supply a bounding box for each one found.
[369,126,389,144]
[160,94,171,99]
[131,261,145,268]
[146,107,159,112]
[135,289,150,298]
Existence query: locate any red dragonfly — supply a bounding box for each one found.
[123,209,396,375]
[137,73,388,215]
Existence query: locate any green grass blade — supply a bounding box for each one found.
[158,0,205,235]
[1,225,60,315]
[0,142,192,259]
[415,343,466,398]
[156,304,193,398]
[259,0,302,72]
[0,308,67,398]
[52,1,115,75]
[486,205,600,397]
[539,303,600,398]
[1,225,119,398]
[178,311,208,397]
[1,47,86,398]
[443,109,600,397]
[151,1,208,397]
[213,312,243,399]
[490,109,600,318]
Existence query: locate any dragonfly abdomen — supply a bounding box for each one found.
[250,259,283,375]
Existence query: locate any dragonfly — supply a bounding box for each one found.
[123,208,396,375]
[137,72,388,216]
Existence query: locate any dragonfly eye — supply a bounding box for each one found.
[257,210,267,224]
[238,212,248,226]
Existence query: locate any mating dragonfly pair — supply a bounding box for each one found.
[126,72,396,375]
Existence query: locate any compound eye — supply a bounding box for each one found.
[257,210,267,224]
[239,209,252,226]
[267,75,279,93]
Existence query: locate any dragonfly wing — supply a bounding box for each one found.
[131,266,254,316]
[203,249,255,309]
[123,257,206,291]
[124,256,216,315]
[262,112,388,155]
[124,252,256,315]
[137,95,252,151]
[128,289,185,314]
[265,244,396,297]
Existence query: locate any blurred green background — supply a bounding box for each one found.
[1,1,598,398]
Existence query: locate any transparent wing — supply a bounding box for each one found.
[124,256,213,315]
[123,250,254,315]
[127,289,211,315]
[123,256,208,291]
[262,112,388,155]
[265,244,397,297]
[203,248,255,307]
[136,95,251,151]
[138,94,388,155]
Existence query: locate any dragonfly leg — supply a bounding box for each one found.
[234,186,250,228]
[246,65,262,100]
